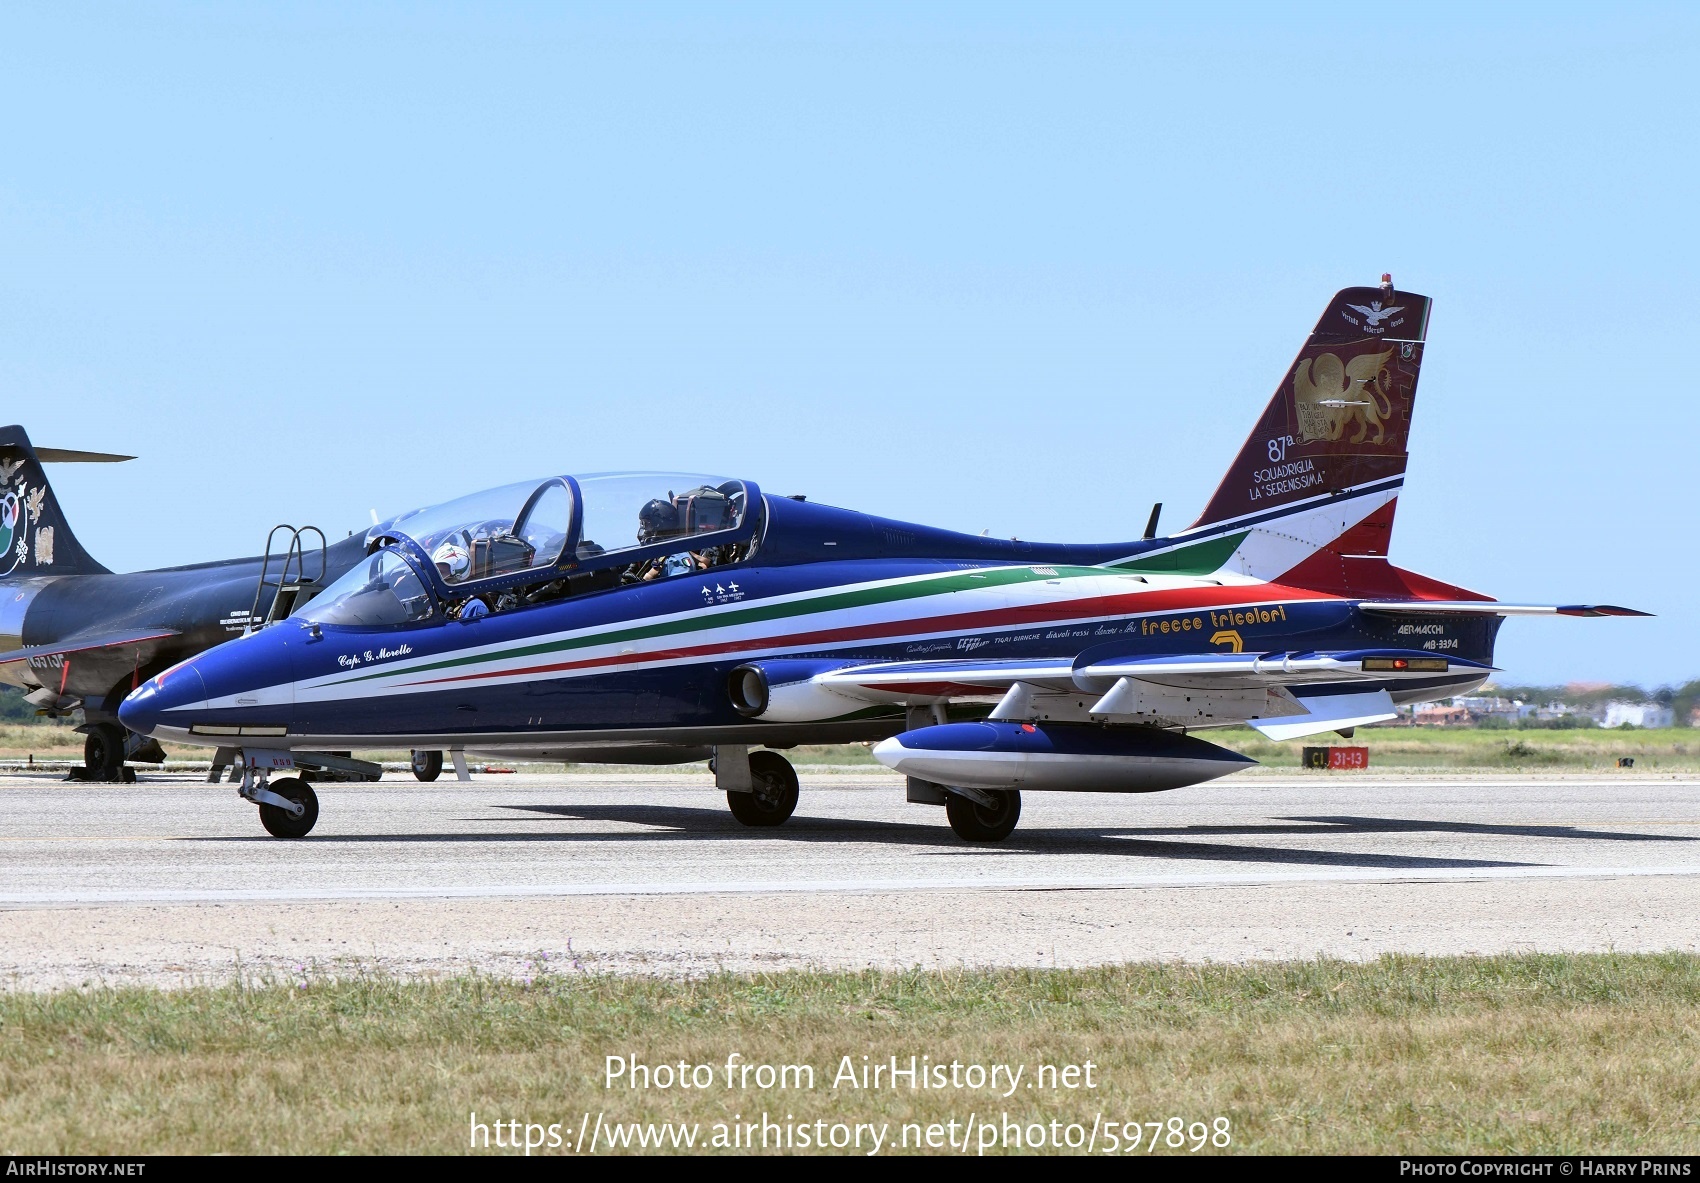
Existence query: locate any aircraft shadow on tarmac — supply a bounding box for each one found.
[1114,815,1698,845]
[177,801,1558,871]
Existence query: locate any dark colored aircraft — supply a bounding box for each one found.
[0,426,368,779]
[120,280,1647,840]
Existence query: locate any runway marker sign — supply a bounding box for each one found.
[1302,746,1370,771]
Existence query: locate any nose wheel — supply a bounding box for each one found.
[726,750,799,826]
[256,776,320,838]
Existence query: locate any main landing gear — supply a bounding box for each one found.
[944,788,1021,842]
[411,750,444,782]
[82,723,127,782]
[722,748,800,827]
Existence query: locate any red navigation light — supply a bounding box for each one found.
[1394,658,1408,670]
[1021,723,1037,733]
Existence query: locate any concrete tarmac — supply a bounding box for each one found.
[2,768,1698,988]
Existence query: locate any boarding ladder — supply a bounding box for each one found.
[244,525,327,634]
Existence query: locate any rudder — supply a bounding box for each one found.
[0,426,112,576]
[1184,277,1439,591]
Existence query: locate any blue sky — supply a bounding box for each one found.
[1,3,1694,686]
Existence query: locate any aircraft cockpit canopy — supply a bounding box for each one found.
[385,478,575,587]
[576,473,750,557]
[307,472,759,626]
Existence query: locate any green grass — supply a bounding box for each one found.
[4,954,1699,1154]
[1215,726,1700,772]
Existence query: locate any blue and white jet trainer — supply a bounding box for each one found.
[120,279,1646,841]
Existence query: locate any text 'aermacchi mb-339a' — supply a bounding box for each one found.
[119,278,1647,841]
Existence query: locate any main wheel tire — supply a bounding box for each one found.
[258,777,320,839]
[83,724,126,781]
[411,750,443,782]
[726,750,799,827]
[945,789,1021,842]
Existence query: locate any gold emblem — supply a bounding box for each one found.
[1293,348,1399,445]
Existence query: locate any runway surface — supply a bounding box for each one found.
[2,768,1698,988]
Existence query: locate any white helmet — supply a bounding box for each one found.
[432,540,471,581]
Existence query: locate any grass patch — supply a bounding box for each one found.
[3,954,1699,1154]
[1215,726,1700,772]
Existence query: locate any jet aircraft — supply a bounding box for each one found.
[120,279,1647,840]
[0,427,369,779]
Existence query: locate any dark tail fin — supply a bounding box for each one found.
[1192,276,1431,537]
[0,425,116,576]
[1177,278,1445,591]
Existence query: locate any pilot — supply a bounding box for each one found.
[661,551,706,578]
[637,498,683,545]
[432,537,472,583]
[457,596,490,620]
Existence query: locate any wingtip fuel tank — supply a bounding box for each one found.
[873,722,1256,793]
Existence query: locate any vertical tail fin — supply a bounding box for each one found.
[0,426,116,576]
[1184,279,1468,596]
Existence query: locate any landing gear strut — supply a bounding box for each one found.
[945,788,1021,842]
[726,749,799,827]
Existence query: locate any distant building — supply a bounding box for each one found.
[1455,696,1532,722]
[1691,705,1700,729]
[1413,704,1472,726]
[1603,701,1674,729]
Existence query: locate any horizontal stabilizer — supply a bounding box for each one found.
[32,448,135,464]
[1249,689,1398,741]
[1358,601,1653,618]
[0,628,180,666]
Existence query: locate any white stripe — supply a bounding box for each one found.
[5,863,1698,906]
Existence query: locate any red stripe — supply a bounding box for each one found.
[395,583,1338,690]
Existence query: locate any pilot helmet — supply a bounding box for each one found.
[637,498,680,543]
[432,540,471,581]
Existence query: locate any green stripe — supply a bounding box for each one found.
[329,564,1096,686]
[1111,531,1247,575]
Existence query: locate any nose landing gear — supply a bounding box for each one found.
[254,776,320,839]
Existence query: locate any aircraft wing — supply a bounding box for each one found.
[1072,650,1488,689]
[0,627,181,666]
[817,650,1487,695]
[1358,601,1651,617]
[815,658,1080,697]
[786,649,1487,739]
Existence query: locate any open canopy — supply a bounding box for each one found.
[299,472,760,626]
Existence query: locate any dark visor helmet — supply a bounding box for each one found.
[637,498,681,543]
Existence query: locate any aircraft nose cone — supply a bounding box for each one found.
[119,665,208,737]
